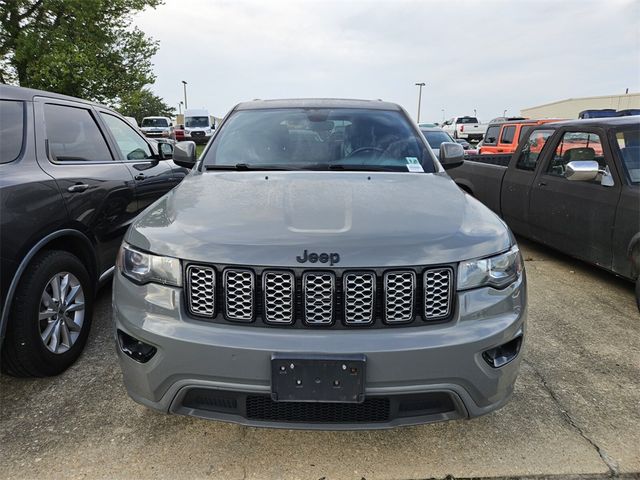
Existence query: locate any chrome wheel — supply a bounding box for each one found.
[38,272,85,354]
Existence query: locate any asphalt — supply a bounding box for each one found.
[1,238,638,480]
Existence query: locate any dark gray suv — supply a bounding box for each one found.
[0,85,187,377]
[113,99,527,429]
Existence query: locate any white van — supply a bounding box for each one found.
[184,109,214,144]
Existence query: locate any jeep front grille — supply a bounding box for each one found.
[186,265,216,317]
[384,271,415,323]
[263,271,294,324]
[303,272,335,325]
[223,269,255,321]
[343,273,375,325]
[424,268,453,320]
[185,265,454,327]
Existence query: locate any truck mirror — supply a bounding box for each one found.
[173,141,197,169]
[439,142,465,170]
[564,160,600,182]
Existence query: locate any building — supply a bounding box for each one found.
[521,92,640,119]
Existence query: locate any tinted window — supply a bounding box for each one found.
[141,118,169,128]
[516,129,553,171]
[547,131,604,177]
[421,130,453,149]
[501,125,516,144]
[101,113,153,160]
[44,104,112,162]
[204,108,434,173]
[613,128,640,184]
[484,125,500,145]
[185,116,209,128]
[0,100,25,164]
[457,117,478,124]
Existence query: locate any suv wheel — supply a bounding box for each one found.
[1,250,93,377]
[636,278,639,312]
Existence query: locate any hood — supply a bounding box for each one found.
[127,171,511,267]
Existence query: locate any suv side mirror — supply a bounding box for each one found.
[173,141,197,169]
[157,142,173,160]
[439,142,465,170]
[564,160,600,182]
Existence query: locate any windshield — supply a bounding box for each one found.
[141,118,168,128]
[186,116,209,128]
[613,127,640,184]
[202,108,434,172]
[421,129,453,149]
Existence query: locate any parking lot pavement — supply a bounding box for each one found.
[1,238,638,480]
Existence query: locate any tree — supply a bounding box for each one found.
[0,0,162,104]
[118,87,175,124]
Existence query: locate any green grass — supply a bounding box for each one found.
[196,144,206,158]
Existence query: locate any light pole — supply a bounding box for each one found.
[178,101,183,115]
[441,108,445,123]
[473,108,477,117]
[415,82,426,123]
[503,109,507,118]
[182,81,188,110]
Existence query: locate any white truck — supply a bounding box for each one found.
[184,108,214,144]
[441,116,487,142]
[140,116,172,138]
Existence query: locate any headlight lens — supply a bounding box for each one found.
[116,243,182,286]
[457,245,523,290]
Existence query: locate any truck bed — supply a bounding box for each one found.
[446,154,512,214]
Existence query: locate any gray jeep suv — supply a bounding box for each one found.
[113,99,526,429]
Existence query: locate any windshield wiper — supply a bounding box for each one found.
[204,163,304,171]
[325,164,405,172]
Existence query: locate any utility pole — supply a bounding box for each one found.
[473,108,477,117]
[415,82,426,123]
[178,101,183,115]
[182,80,188,110]
[441,108,445,122]
[503,109,507,118]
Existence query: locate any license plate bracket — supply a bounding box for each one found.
[271,353,366,403]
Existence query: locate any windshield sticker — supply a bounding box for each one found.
[405,157,424,172]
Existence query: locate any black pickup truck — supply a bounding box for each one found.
[448,117,640,307]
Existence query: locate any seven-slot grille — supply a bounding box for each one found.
[185,266,454,326]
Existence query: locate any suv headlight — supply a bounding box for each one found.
[457,245,523,290]
[116,243,182,286]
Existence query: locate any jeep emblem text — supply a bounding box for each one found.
[296,249,340,266]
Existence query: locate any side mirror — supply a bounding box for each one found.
[439,142,465,170]
[173,141,197,169]
[157,142,174,160]
[564,160,600,182]
[179,124,185,129]
[169,122,173,127]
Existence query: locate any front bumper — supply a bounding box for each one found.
[113,270,526,429]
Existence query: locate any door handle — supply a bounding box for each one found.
[67,183,89,193]
[538,181,547,187]
[134,174,146,181]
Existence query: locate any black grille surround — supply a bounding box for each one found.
[183,263,456,329]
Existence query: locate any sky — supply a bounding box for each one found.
[134,0,639,122]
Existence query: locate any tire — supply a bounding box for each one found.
[636,278,640,312]
[1,250,94,377]
[453,130,459,139]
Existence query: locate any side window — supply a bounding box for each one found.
[100,113,153,160]
[500,125,516,144]
[44,104,112,162]
[0,100,25,163]
[516,129,553,171]
[484,125,500,145]
[613,129,640,184]
[546,131,604,177]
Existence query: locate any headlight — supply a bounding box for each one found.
[116,243,182,286]
[457,245,523,290]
